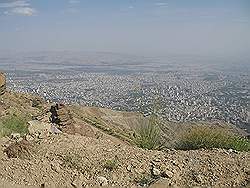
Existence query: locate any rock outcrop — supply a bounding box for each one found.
[49,103,94,137]
[0,72,6,95]
[50,103,76,134]
[50,103,74,127]
[28,120,54,138]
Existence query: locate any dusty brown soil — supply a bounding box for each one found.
[4,139,33,159]
[0,133,249,188]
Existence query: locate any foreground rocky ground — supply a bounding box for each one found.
[0,132,249,188]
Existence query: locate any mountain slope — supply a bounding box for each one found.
[0,133,249,187]
[69,105,248,147]
[0,90,249,187]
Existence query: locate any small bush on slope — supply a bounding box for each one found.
[134,115,161,150]
[62,152,84,171]
[103,159,118,171]
[0,115,28,138]
[175,126,250,151]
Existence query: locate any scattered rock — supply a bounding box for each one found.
[51,124,62,134]
[10,133,21,140]
[194,174,203,184]
[0,133,249,187]
[28,120,52,138]
[152,167,161,176]
[153,158,161,162]
[148,178,170,188]
[97,176,108,186]
[171,160,177,166]
[51,162,61,173]
[162,170,173,179]
[228,148,238,154]
[41,182,56,188]
[71,174,84,188]
[25,134,34,141]
[246,170,250,175]
[127,165,132,172]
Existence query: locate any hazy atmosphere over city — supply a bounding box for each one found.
[0,1,250,187]
[0,0,250,57]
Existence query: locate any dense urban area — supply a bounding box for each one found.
[0,51,249,132]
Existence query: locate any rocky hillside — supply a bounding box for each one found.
[69,105,248,147]
[0,84,249,187]
[0,133,249,188]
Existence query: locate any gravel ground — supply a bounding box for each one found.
[0,133,249,188]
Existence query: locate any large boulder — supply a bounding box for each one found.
[28,120,53,138]
[0,72,6,95]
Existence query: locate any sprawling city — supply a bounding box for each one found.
[1,51,249,133]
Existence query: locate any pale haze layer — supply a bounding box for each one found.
[0,0,249,57]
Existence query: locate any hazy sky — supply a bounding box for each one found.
[0,0,249,57]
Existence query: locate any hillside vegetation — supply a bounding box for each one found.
[176,126,250,151]
[0,115,28,138]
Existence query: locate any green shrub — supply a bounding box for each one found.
[229,136,250,151]
[135,174,154,187]
[176,126,250,151]
[0,115,28,137]
[134,115,161,150]
[31,98,42,109]
[62,152,84,171]
[103,159,118,171]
